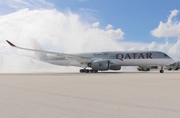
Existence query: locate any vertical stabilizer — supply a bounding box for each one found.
[31,39,46,60]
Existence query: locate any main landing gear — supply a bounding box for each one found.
[80,69,98,73]
[160,66,164,73]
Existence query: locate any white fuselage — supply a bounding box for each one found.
[42,51,174,68]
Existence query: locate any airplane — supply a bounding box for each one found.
[6,40,175,73]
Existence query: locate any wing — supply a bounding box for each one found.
[6,40,92,63]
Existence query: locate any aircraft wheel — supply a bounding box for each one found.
[160,66,164,73]
[175,68,179,70]
[79,69,82,73]
[89,70,94,73]
[85,69,89,73]
[94,70,98,73]
[160,70,164,73]
[168,68,172,71]
[80,69,85,73]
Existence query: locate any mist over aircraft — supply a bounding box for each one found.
[6,40,175,73]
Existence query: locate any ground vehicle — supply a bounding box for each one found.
[166,61,180,71]
[137,66,158,71]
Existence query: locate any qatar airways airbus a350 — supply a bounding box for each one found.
[6,40,175,73]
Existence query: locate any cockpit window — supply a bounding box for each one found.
[164,54,169,58]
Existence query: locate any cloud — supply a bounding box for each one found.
[148,41,158,50]
[169,39,180,55]
[166,39,180,60]
[0,0,54,9]
[150,9,180,59]
[79,8,99,22]
[151,9,180,38]
[106,24,113,30]
[0,9,125,53]
[92,22,99,27]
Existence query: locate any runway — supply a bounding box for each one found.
[0,71,180,118]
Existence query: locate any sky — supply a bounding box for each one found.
[48,0,180,42]
[0,0,180,71]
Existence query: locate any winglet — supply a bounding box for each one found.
[6,40,16,47]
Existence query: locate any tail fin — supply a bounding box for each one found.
[31,39,46,60]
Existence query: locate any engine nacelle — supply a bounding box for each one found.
[91,60,110,71]
[109,65,121,70]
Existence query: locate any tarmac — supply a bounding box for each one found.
[0,71,180,118]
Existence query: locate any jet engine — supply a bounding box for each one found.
[90,60,110,70]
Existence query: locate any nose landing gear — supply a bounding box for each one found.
[160,66,164,73]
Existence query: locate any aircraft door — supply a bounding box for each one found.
[153,53,157,59]
[153,53,158,65]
